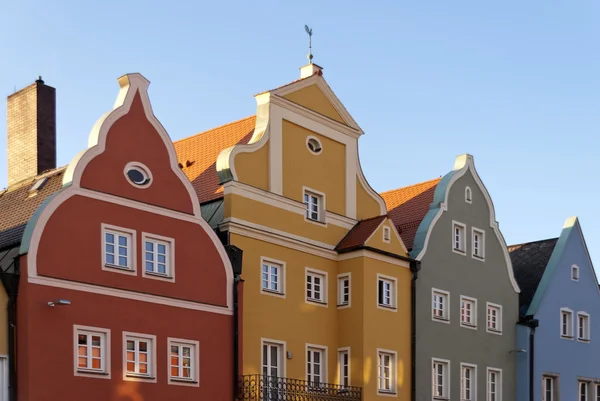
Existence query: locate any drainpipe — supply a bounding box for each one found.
[410,260,421,401]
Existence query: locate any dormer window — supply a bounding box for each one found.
[572,265,579,281]
[303,188,325,223]
[465,186,472,203]
[307,137,322,154]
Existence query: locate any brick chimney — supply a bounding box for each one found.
[6,77,56,187]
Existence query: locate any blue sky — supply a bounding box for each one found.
[1,1,599,262]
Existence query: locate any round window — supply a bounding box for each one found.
[307,137,322,154]
[124,163,152,187]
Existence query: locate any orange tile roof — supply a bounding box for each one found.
[173,116,256,204]
[336,215,386,252]
[380,178,441,250]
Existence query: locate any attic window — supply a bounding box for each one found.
[307,137,322,154]
[383,227,391,243]
[29,177,48,194]
[124,162,152,188]
[572,265,579,281]
[465,186,472,203]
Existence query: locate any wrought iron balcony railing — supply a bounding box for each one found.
[238,374,362,401]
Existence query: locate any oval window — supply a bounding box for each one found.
[124,163,152,187]
[307,137,322,154]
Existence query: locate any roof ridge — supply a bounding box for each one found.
[173,115,256,144]
[380,177,442,196]
[508,237,559,249]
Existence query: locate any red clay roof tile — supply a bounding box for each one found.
[336,215,386,252]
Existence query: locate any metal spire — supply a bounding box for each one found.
[305,25,313,64]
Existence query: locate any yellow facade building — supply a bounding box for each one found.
[175,63,415,400]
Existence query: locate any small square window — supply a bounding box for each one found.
[383,226,391,243]
[123,332,156,382]
[306,269,327,304]
[572,265,580,281]
[377,275,397,310]
[432,359,450,399]
[377,349,397,394]
[460,296,477,328]
[142,233,175,282]
[74,325,110,378]
[487,303,503,334]
[432,289,449,322]
[453,222,466,254]
[303,188,325,223]
[472,228,485,260]
[577,312,590,342]
[102,225,135,274]
[168,338,199,386]
[261,259,285,296]
[337,274,351,308]
[561,308,574,339]
[487,368,502,401]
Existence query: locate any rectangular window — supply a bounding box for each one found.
[432,359,449,399]
[337,274,351,307]
[453,222,466,253]
[543,376,555,401]
[461,364,476,401]
[578,312,590,341]
[579,381,589,401]
[561,308,574,338]
[303,189,324,222]
[262,341,283,378]
[487,368,501,401]
[338,348,350,387]
[461,296,477,328]
[262,260,283,294]
[168,338,199,386]
[572,265,580,281]
[595,384,600,401]
[378,276,397,309]
[306,269,327,304]
[74,325,110,378]
[143,234,173,278]
[103,227,133,270]
[377,350,396,394]
[124,332,156,380]
[383,226,391,243]
[472,228,485,259]
[487,303,502,334]
[432,289,449,321]
[307,346,326,386]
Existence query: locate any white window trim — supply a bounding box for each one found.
[377,274,398,312]
[383,226,391,243]
[560,307,574,340]
[337,273,351,309]
[542,374,558,401]
[572,264,580,281]
[487,367,502,401]
[432,357,451,400]
[261,338,287,378]
[101,224,136,275]
[432,288,450,324]
[73,325,111,379]
[141,232,175,282]
[303,186,327,226]
[577,311,591,342]
[122,331,157,382]
[260,257,286,298]
[460,362,477,401]
[167,337,200,387]
[452,221,467,255]
[306,135,323,155]
[579,380,592,401]
[338,347,351,387]
[460,295,478,330]
[377,348,398,396]
[305,343,328,384]
[471,227,486,262]
[465,186,472,204]
[0,355,7,401]
[124,161,153,189]
[486,302,503,335]
[305,267,328,307]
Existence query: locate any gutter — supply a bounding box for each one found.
[410,260,421,401]
[520,315,539,401]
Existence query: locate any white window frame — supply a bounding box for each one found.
[579,380,590,401]
[487,368,502,401]
[542,375,558,401]
[141,232,175,282]
[377,348,397,395]
[261,338,287,378]
[465,186,472,204]
[572,264,580,281]
[306,344,328,386]
[432,288,450,323]
[123,331,157,382]
[461,363,477,401]
[560,307,574,339]
[377,274,398,311]
[306,136,323,155]
[383,226,391,243]
[577,312,591,342]
[303,187,326,224]
[486,303,503,335]
[74,325,111,379]
[337,273,351,309]
[452,221,467,254]
[595,383,600,401]
[432,358,450,400]
[460,296,478,329]
[306,268,328,306]
[338,347,350,388]
[101,224,136,275]
[471,227,485,261]
[260,257,286,298]
[167,337,200,387]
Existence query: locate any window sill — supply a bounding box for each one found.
[337,303,350,307]
[453,248,466,255]
[433,316,450,322]
[261,288,285,296]
[307,299,327,306]
[305,217,326,225]
[104,264,133,272]
[472,254,485,261]
[170,378,198,384]
[377,390,397,395]
[560,335,574,340]
[378,304,397,310]
[77,369,109,376]
[145,271,173,279]
[577,338,590,343]
[487,328,503,335]
[461,323,477,329]
[126,373,155,379]
[433,397,449,401]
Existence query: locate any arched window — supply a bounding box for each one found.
[465,187,472,203]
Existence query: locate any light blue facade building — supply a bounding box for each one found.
[510,217,600,401]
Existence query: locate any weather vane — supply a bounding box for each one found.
[305,25,313,64]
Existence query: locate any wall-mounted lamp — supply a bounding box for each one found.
[48,299,71,307]
[509,348,526,353]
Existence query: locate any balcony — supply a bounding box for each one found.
[238,374,362,401]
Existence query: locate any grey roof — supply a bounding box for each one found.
[200,199,224,230]
[508,238,559,314]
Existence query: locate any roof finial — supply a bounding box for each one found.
[304,25,313,64]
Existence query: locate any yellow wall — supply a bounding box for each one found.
[365,219,408,256]
[356,177,383,220]
[234,142,269,191]
[282,120,346,216]
[283,84,346,124]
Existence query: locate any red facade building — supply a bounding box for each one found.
[10,74,235,400]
